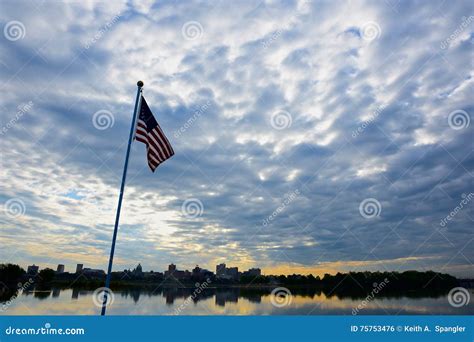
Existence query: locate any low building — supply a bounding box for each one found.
[192,265,213,281]
[75,264,83,273]
[27,264,39,275]
[82,268,105,279]
[164,264,191,280]
[143,271,163,281]
[242,268,261,277]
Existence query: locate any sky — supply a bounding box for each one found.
[0,0,473,277]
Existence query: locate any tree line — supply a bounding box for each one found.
[0,263,460,297]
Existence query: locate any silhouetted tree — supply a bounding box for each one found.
[0,263,25,283]
[38,268,55,283]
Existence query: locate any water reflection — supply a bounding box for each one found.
[1,286,473,315]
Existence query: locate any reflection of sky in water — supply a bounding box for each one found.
[1,288,473,315]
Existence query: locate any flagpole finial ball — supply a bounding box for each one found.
[137,81,144,87]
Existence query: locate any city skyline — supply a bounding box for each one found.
[6,259,472,279]
[14,261,272,277]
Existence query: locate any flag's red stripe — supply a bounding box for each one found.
[147,134,167,161]
[150,129,171,159]
[136,130,147,139]
[155,124,174,155]
[136,127,147,136]
[149,130,170,159]
[152,127,173,157]
[148,160,156,172]
[146,146,161,167]
[148,145,163,163]
[136,136,147,144]
[148,151,161,166]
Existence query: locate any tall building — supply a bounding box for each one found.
[27,264,39,275]
[164,263,176,277]
[132,263,143,278]
[56,264,65,273]
[216,263,226,276]
[216,264,239,280]
[75,264,83,273]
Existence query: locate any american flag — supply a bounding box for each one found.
[135,96,174,172]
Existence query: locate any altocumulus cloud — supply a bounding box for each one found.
[0,0,472,276]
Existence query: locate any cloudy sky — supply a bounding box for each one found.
[1,0,473,277]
